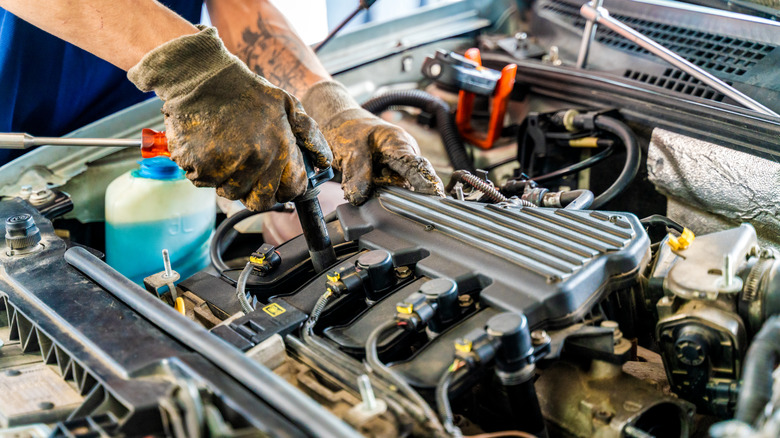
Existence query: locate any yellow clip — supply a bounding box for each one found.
[454,338,473,354]
[396,302,414,315]
[174,297,186,315]
[326,271,341,282]
[667,228,696,251]
[568,137,600,148]
[249,255,265,265]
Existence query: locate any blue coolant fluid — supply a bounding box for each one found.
[105,157,216,285]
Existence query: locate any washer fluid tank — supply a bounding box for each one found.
[105,156,216,285]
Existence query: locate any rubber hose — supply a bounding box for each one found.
[362,90,475,173]
[590,116,641,209]
[735,315,780,425]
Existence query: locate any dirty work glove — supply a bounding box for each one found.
[301,81,444,205]
[127,27,332,211]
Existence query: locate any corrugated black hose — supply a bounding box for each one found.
[362,90,475,173]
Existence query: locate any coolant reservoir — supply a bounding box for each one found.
[105,157,216,285]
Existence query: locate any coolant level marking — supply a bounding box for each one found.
[263,303,286,317]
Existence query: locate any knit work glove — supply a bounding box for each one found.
[128,26,332,211]
[301,81,444,205]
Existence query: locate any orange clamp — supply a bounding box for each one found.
[141,129,170,159]
[455,48,517,150]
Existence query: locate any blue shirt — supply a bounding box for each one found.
[0,1,203,164]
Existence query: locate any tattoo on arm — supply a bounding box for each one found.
[237,14,323,96]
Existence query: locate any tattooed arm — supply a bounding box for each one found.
[205,0,331,97]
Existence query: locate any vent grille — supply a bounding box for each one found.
[539,0,775,76]
[0,295,128,428]
[624,68,726,101]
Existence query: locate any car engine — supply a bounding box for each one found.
[1,0,780,437]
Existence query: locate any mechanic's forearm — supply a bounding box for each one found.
[206,0,330,97]
[0,0,197,70]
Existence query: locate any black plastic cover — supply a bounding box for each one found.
[338,188,650,328]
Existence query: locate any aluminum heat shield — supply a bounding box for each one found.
[647,128,780,248]
[337,187,651,328]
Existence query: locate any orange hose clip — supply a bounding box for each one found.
[455,48,517,150]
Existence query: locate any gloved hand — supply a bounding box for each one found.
[127,27,332,211]
[301,81,444,205]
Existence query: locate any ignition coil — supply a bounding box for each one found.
[440,312,550,438]
[324,250,398,301]
[394,278,460,333]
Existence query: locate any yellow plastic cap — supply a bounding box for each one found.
[175,297,186,315]
[396,302,414,315]
[667,228,695,251]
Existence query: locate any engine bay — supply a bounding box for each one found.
[2,0,780,437]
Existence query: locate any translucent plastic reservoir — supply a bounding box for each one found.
[105,157,216,285]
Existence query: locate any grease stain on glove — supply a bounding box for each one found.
[302,81,444,205]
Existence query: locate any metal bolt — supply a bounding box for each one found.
[424,224,435,231]
[543,46,562,66]
[162,249,172,278]
[395,266,412,279]
[401,56,414,73]
[429,62,442,78]
[531,330,551,346]
[454,184,465,201]
[358,375,377,411]
[458,294,474,308]
[19,185,32,200]
[601,320,623,343]
[515,32,528,49]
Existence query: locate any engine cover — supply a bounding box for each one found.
[220,188,652,389]
[337,187,650,328]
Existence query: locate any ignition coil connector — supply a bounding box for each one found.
[324,250,398,300]
[395,278,459,332]
[249,243,282,276]
[453,328,499,367]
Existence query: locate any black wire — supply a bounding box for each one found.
[210,209,260,273]
[366,320,446,435]
[640,214,685,233]
[436,362,465,438]
[529,143,615,184]
[209,204,291,273]
[482,156,519,172]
